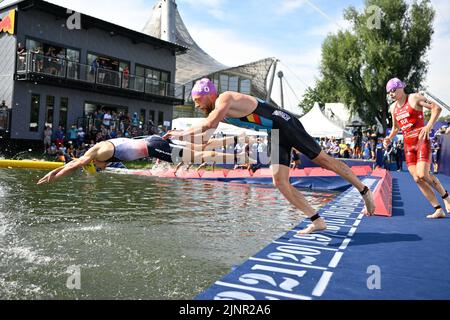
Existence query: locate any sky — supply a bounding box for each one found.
[45,0,450,116]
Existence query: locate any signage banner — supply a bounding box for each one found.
[0,9,16,35]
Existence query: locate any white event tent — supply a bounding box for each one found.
[299,103,352,138]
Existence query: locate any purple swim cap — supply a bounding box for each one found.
[191,78,217,96]
[386,78,406,92]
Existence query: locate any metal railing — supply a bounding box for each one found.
[17,51,183,99]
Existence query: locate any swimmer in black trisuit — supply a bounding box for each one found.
[163,78,376,234]
[37,135,242,185]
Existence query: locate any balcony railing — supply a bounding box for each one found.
[16,52,184,99]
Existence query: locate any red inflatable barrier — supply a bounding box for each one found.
[289,169,308,177]
[226,169,253,178]
[252,168,273,177]
[308,167,337,177]
[351,165,373,176]
[177,171,202,179]
[156,170,177,178]
[371,169,392,217]
[200,171,226,179]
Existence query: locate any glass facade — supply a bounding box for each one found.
[29,94,40,132]
[45,95,54,128]
[59,98,68,130]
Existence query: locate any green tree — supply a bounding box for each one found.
[298,79,339,116]
[300,0,435,132]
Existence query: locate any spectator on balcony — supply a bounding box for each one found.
[45,47,57,75]
[30,46,44,72]
[98,60,106,83]
[122,66,130,88]
[56,50,65,76]
[89,58,99,82]
[17,42,26,69]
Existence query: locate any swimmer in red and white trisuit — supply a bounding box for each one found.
[384,78,450,218]
[36,135,243,185]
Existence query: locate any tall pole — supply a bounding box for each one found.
[278,71,284,109]
[266,59,279,102]
[161,0,176,42]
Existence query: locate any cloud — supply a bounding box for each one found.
[187,20,322,113]
[187,25,270,66]
[424,0,450,114]
[178,0,226,20]
[277,0,307,15]
[306,17,351,36]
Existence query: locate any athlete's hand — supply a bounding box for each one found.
[418,125,432,141]
[162,130,181,140]
[37,170,57,185]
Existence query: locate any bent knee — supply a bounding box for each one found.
[272,176,290,189]
[413,175,424,183]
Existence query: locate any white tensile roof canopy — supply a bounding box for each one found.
[142,0,279,104]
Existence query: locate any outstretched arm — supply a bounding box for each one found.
[184,135,239,151]
[163,94,232,141]
[37,149,98,185]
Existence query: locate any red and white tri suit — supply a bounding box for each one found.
[393,95,431,167]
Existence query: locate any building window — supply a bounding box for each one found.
[25,38,80,77]
[66,49,80,80]
[240,79,251,94]
[59,98,68,130]
[158,111,164,126]
[87,53,129,88]
[136,64,170,96]
[29,94,40,132]
[229,76,239,92]
[219,74,229,92]
[45,96,55,128]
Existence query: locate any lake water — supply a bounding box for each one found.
[0,168,337,299]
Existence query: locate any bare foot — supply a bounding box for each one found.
[297,218,327,235]
[361,187,375,216]
[426,208,446,219]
